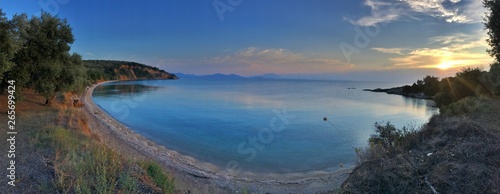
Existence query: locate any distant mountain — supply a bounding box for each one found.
[201,73,246,79]
[173,73,198,78]
[174,73,247,79]
[251,73,281,79]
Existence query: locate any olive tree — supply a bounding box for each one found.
[0,9,18,86]
[8,12,85,105]
[484,0,500,62]
[484,0,500,94]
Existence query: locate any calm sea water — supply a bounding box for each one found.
[93,78,438,174]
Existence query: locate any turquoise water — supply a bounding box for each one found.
[93,78,438,174]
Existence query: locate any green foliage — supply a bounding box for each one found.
[36,126,140,193]
[84,60,177,82]
[423,75,440,96]
[1,11,176,98]
[484,0,500,95]
[1,12,86,104]
[141,161,175,194]
[401,75,440,97]
[369,122,415,150]
[491,63,500,94]
[0,9,17,80]
[484,0,500,63]
[440,96,491,116]
[434,68,491,107]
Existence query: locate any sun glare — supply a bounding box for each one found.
[438,61,453,70]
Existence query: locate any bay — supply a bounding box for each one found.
[93,78,438,174]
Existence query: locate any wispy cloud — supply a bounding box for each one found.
[348,0,403,26]
[372,47,410,55]
[429,30,489,50]
[350,0,484,26]
[373,31,493,70]
[159,47,354,75]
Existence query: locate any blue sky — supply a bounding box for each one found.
[1,0,494,82]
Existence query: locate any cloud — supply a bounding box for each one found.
[159,47,354,75]
[389,48,490,68]
[350,0,485,26]
[372,47,410,55]
[374,30,493,70]
[429,30,489,50]
[349,0,404,26]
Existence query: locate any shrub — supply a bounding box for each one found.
[440,96,491,116]
[435,68,491,107]
[141,161,175,194]
[368,122,415,150]
[35,126,140,193]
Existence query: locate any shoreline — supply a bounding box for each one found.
[363,87,433,100]
[82,80,352,193]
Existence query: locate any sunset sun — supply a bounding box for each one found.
[438,61,453,70]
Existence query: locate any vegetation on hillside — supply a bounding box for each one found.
[0,98,175,193]
[84,60,177,83]
[0,10,176,105]
[340,1,500,193]
[341,101,500,193]
[395,67,494,107]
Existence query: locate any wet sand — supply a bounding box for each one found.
[82,80,352,193]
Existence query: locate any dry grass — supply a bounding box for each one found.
[0,91,175,193]
[340,97,500,193]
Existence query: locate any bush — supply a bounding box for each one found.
[440,96,491,116]
[342,116,500,194]
[488,62,500,95]
[35,126,140,193]
[369,122,415,150]
[141,161,175,194]
[435,68,491,107]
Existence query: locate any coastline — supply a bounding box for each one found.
[82,80,352,193]
[363,87,433,100]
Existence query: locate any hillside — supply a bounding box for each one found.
[84,60,178,82]
[340,97,500,193]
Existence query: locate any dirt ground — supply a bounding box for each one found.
[0,89,58,193]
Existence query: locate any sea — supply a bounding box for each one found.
[92,78,438,174]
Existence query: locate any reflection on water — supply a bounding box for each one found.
[93,83,160,97]
[93,79,439,174]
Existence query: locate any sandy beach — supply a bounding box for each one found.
[82,80,352,193]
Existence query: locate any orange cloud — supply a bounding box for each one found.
[372,31,494,72]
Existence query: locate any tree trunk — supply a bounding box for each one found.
[45,96,55,106]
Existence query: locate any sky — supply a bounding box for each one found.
[0,0,495,82]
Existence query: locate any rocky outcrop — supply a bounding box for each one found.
[364,87,432,99]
